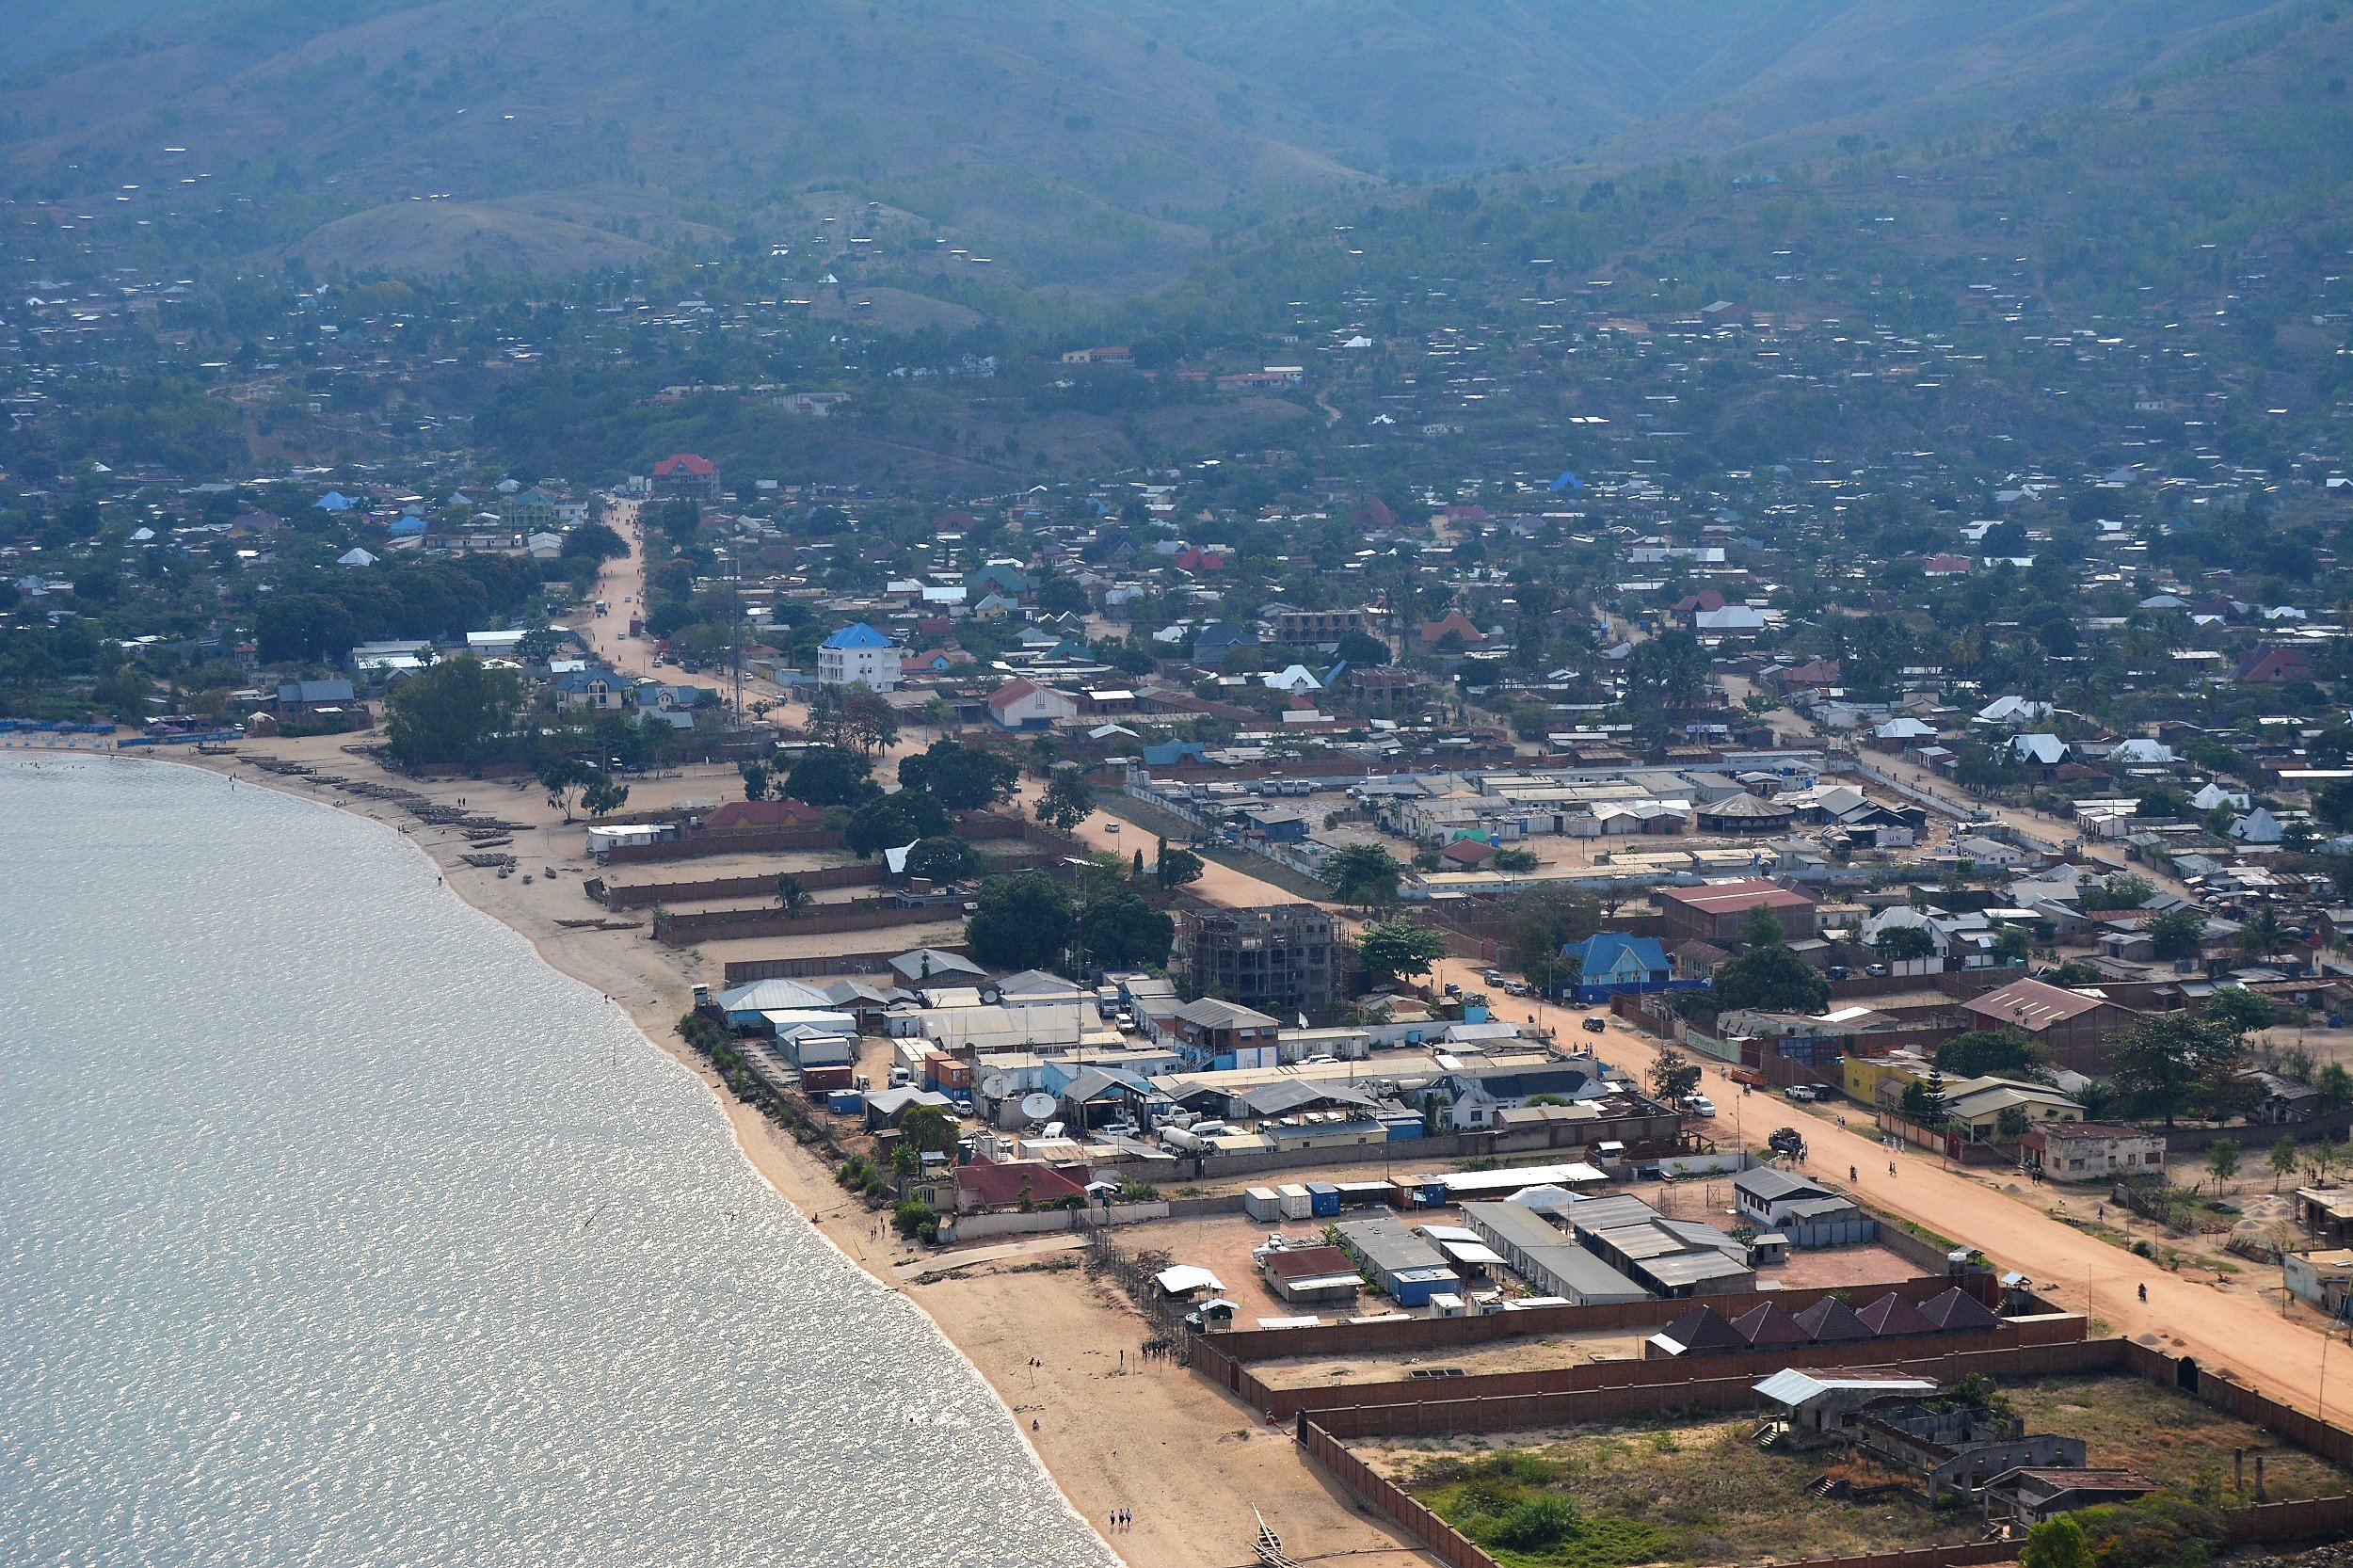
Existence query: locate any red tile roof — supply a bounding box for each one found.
[654,453,716,476]
[702,798,825,830]
[955,1157,1087,1209]
[1656,879,1815,915]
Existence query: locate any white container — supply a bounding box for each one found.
[1242,1187,1282,1223]
[1276,1184,1314,1221]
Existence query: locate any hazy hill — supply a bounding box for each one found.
[0,0,2302,285]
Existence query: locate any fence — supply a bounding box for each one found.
[1296,1420,1497,1568]
[1299,1417,2025,1568]
[722,946,969,984]
[596,862,888,908]
[1201,1271,1999,1368]
[653,901,960,946]
[943,1201,1169,1242]
[1288,1334,2353,1562]
[1244,1325,2103,1431]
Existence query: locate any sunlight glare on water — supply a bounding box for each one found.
[0,757,1113,1568]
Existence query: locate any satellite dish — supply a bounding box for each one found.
[1020,1093,1058,1125]
[981,1072,1014,1101]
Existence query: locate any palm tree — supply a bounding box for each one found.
[775,875,810,917]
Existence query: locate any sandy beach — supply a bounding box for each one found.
[131,733,1432,1568]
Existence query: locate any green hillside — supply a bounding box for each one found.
[0,0,2294,287]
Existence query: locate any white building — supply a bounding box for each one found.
[818,623,902,691]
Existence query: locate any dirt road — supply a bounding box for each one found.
[1057,796,2346,1422]
[1416,947,2345,1418]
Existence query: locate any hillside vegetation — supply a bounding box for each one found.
[0,0,2294,287]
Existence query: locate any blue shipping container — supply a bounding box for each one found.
[827,1090,865,1115]
[1306,1182,1340,1217]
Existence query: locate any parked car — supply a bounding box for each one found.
[1682,1095,1717,1118]
[1581,1016,1608,1033]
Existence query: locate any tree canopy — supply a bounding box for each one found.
[965,872,1076,972]
[384,655,520,767]
[896,738,1018,812]
[1322,841,1404,905]
[783,744,875,808]
[1356,917,1450,984]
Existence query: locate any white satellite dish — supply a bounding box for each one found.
[981,1072,1014,1101]
[1020,1092,1059,1125]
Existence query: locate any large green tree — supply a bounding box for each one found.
[1322,841,1405,905]
[844,791,951,857]
[1935,1029,2052,1081]
[965,872,1077,972]
[2110,1013,2245,1128]
[1037,767,1096,833]
[1356,918,1450,985]
[896,739,1018,812]
[1079,891,1175,969]
[1713,923,1830,1014]
[783,744,875,808]
[384,655,520,767]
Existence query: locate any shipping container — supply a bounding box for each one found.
[1306,1181,1341,1217]
[1276,1184,1314,1221]
[1242,1187,1282,1223]
[826,1089,865,1115]
[801,1064,855,1094]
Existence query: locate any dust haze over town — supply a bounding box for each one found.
[8,5,2353,1568]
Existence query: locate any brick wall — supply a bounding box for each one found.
[1204,1272,2002,1367]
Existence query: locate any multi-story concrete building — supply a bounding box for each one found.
[1271,607,1374,648]
[1176,904,1340,1021]
[817,623,902,691]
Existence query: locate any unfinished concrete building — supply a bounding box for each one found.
[1176,904,1340,1022]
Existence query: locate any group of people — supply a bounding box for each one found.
[1107,1509,1135,1531]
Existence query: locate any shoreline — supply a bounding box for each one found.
[106,740,1433,1568]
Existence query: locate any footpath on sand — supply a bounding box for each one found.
[1059,810,2345,1424]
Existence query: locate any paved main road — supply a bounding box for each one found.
[1060,806,2345,1421]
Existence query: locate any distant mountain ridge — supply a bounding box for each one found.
[0,0,2298,285]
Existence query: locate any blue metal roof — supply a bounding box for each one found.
[1561,932,1669,982]
[821,622,893,650]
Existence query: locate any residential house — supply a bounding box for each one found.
[652,453,721,501]
[1439,1059,1604,1130]
[1417,611,1487,652]
[1556,933,1675,1002]
[276,679,357,714]
[817,623,902,691]
[1166,998,1283,1068]
[1960,977,2140,1075]
[985,678,1080,730]
[2236,645,2313,685]
[2023,1122,2166,1182]
[552,666,631,712]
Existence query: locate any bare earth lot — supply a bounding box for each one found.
[1356,1372,2353,1568]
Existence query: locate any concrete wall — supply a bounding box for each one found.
[942,1201,1169,1242]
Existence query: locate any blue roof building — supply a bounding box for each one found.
[1556,933,1683,1003]
[821,622,893,650]
[314,490,353,511]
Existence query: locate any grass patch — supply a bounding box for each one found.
[1401,1420,1981,1566]
[2009,1374,2351,1503]
[1418,1453,1674,1568]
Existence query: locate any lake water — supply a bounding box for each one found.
[0,756,1113,1567]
